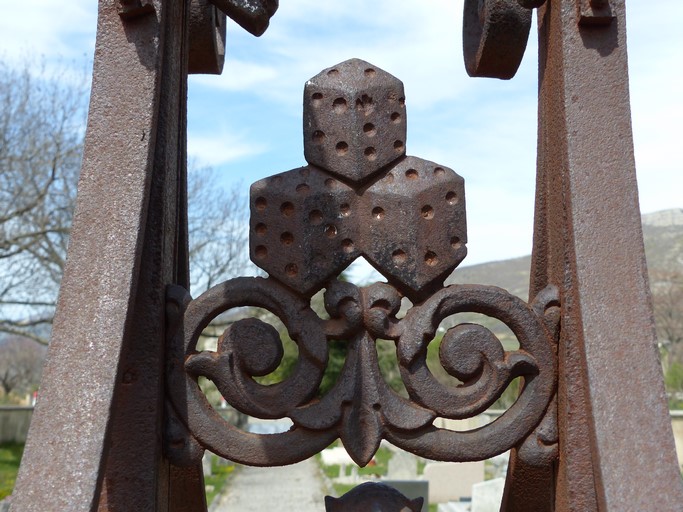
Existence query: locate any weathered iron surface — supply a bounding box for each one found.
[118,0,155,19]
[189,0,227,75]
[166,60,558,471]
[209,0,278,36]
[463,0,532,79]
[11,1,681,511]
[460,0,683,510]
[252,59,466,302]
[325,482,423,512]
[10,1,277,511]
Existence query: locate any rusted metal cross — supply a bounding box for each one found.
[10,0,683,511]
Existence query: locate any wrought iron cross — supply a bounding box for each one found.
[10,0,683,511]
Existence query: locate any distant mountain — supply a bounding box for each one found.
[642,209,683,272]
[446,208,683,299]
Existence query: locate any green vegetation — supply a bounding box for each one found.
[665,362,683,409]
[204,457,236,506]
[0,443,24,500]
[317,441,394,498]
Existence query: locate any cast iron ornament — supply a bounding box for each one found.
[166,59,558,469]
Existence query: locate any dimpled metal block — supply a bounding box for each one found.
[250,165,359,295]
[363,157,467,302]
[303,58,407,185]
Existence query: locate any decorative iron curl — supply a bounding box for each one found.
[166,277,557,467]
[166,278,335,466]
[463,0,537,79]
[385,284,556,462]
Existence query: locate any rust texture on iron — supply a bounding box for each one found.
[10,1,278,510]
[209,0,278,36]
[12,0,682,510]
[165,59,558,469]
[118,0,155,19]
[463,0,532,79]
[460,0,683,511]
[325,482,423,512]
[189,0,227,75]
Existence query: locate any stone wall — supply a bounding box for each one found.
[0,407,33,444]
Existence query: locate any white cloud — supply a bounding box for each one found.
[191,59,278,91]
[3,0,681,267]
[0,1,95,62]
[188,131,266,168]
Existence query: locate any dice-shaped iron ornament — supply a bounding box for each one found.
[250,59,467,302]
[304,59,407,185]
[250,166,359,296]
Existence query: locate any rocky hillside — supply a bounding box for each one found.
[446,208,683,298]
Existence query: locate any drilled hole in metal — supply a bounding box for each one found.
[364,68,376,77]
[280,202,295,217]
[390,112,401,123]
[312,130,325,144]
[255,245,268,259]
[255,197,267,211]
[311,92,323,106]
[434,167,445,177]
[325,225,338,238]
[280,232,294,245]
[333,97,348,113]
[296,183,310,194]
[406,169,418,180]
[421,205,434,219]
[446,191,458,205]
[451,237,462,249]
[342,239,354,253]
[356,94,373,114]
[327,69,339,77]
[340,203,351,217]
[393,140,404,152]
[392,249,407,264]
[309,210,323,225]
[363,123,376,136]
[425,251,438,266]
[285,263,298,277]
[372,207,385,220]
[364,147,377,161]
[255,223,267,235]
[336,142,349,156]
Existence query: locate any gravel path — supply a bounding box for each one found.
[211,458,330,511]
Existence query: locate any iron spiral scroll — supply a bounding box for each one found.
[165,59,558,469]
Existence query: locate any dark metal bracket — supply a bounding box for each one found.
[118,0,155,20]
[578,0,616,26]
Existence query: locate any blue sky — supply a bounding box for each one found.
[1,1,681,269]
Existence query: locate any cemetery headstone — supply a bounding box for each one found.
[423,461,484,503]
[471,478,505,512]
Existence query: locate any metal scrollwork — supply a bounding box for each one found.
[165,59,558,467]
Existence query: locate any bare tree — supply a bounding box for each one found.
[0,335,46,401]
[652,270,683,360]
[0,60,252,345]
[0,61,84,345]
[188,166,255,294]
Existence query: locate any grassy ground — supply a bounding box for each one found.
[0,443,24,500]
